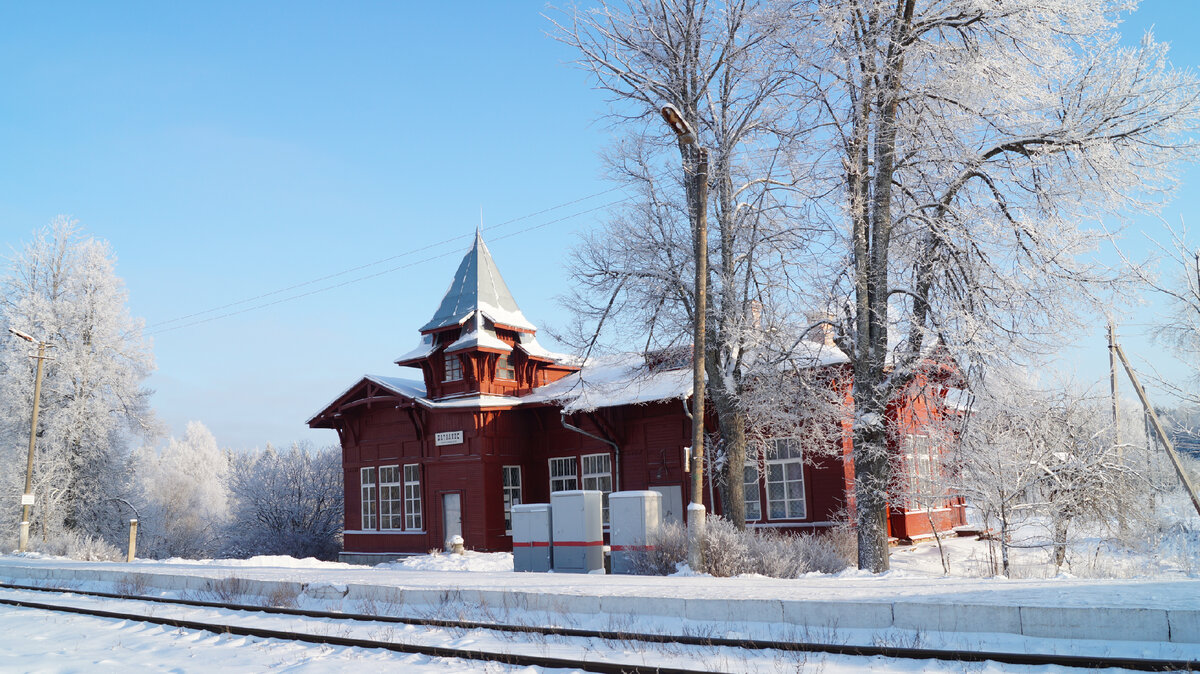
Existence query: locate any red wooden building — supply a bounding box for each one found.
[308,233,965,562]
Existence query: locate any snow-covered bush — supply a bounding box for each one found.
[743,528,803,577]
[224,442,342,560]
[793,529,854,574]
[28,530,122,562]
[627,520,688,576]
[133,422,230,559]
[631,516,852,577]
[701,516,751,577]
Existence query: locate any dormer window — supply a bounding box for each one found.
[444,353,463,382]
[496,354,515,380]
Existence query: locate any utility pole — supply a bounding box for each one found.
[8,328,51,553]
[1108,321,1121,460]
[661,104,708,572]
[1111,338,1200,518]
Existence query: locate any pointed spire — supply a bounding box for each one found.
[419,232,536,333]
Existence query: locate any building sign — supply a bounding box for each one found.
[435,430,463,446]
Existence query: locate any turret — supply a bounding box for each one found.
[394,232,576,398]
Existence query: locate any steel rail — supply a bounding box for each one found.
[0,594,707,674]
[0,582,1194,672]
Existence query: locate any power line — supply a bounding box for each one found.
[144,152,810,337]
[144,198,631,336]
[146,185,627,331]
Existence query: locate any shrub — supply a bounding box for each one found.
[628,515,853,577]
[701,516,751,577]
[627,520,688,575]
[30,531,123,562]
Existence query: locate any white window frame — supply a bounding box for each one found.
[378,465,402,530]
[403,464,423,530]
[743,462,762,521]
[581,453,613,524]
[502,465,522,534]
[496,354,515,380]
[549,456,577,493]
[902,434,944,510]
[765,437,806,520]
[360,467,377,530]
[444,353,462,382]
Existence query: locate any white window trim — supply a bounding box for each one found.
[580,453,612,489]
[902,434,947,511]
[444,353,463,382]
[743,462,762,522]
[765,437,807,520]
[502,465,522,535]
[581,453,614,525]
[360,467,377,531]
[496,354,515,380]
[404,463,423,531]
[548,456,578,494]
[379,464,402,530]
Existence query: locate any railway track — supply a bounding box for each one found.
[0,581,1194,673]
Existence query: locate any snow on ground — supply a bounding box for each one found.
[2,531,1198,671]
[0,586,1167,674]
[0,601,518,673]
[381,549,514,572]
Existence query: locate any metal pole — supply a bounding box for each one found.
[19,340,47,553]
[1112,341,1200,517]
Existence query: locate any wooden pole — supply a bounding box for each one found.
[1108,322,1121,460]
[127,519,138,562]
[19,341,48,553]
[1112,341,1200,517]
[686,145,709,572]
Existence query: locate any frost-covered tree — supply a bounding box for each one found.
[0,218,156,543]
[555,1,1199,570]
[133,422,229,559]
[1130,223,1200,409]
[955,378,1147,576]
[553,0,826,529]
[225,442,343,561]
[789,0,1200,571]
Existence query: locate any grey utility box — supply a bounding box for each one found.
[550,490,605,573]
[609,490,662,574]
[511,503,553,572]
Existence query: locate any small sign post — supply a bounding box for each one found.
[127,519,138,563]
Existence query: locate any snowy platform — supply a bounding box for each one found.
[0,554,1196,655]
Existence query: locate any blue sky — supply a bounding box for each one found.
[1,2,1197,451]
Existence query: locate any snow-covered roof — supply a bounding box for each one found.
[522,354,694,414]
[943,387,973,413]
[791,339,850,367]
[515,332,576,364]
[420,231,536,333]
[364,374,427,399]
[446,312,513,354]
[394,334,436,364]
[310,374,527,419]
[366,375,523,409]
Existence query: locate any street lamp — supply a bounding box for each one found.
[8,327,51,553]
[660,104,709,572]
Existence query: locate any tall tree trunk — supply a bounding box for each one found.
[1053,515,1068,570]
[710,384,747,529]
[851,0,915,573]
